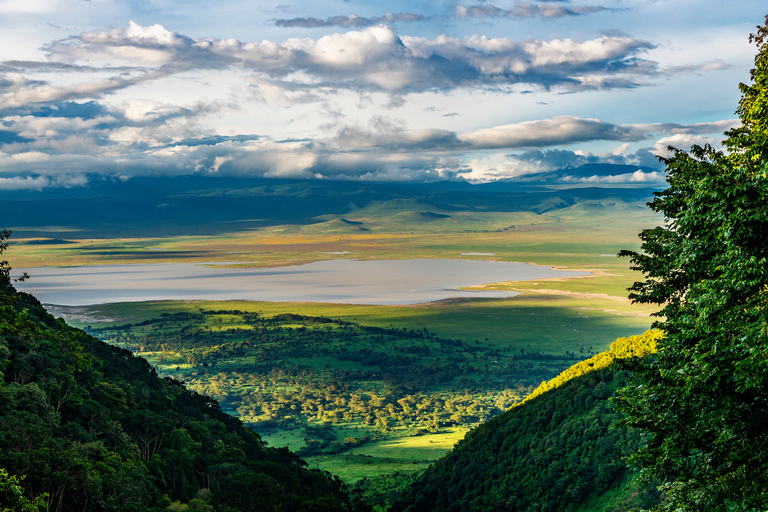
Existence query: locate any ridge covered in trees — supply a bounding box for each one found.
[0,231,368,511]
[514,330,661,409]
[389,332,663,512]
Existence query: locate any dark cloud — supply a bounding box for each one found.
[633,147,664,168]
[638,119,739,135]
[512,147,666,171]
[455,2,612,20]
[1,60,139,73]
[167,134,262,147]
[505,148,666,184]
[515,148,598,168]
[275,12,426,28]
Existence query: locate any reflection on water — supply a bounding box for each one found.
[15,259,588,306]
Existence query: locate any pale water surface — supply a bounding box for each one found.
[15,259,587,306]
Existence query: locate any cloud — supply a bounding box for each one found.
[511,147,660,171]
[0,173,87,190]
[455,2,611,20]
[32,22,657,97]
[0,40,737,190]
[275,12,426,28]
[663,59,732,75]
[318,115,653,154]
[459,116,648,149]
[0,67,176,110]
[453,147,669,183]
[612,142,631,155]
[651,133,723,158]
[560,169,666,183]
[0,175,50,190]
[1,103,730,184]
[636,119,740,135]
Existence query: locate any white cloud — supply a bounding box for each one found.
[0,175,49,190]
[561,169,666,183]
[652,133,723,157]
[0,172,87,190]
[612,142,631,155]
[208,155,232,173]
[459,116,647,149]
[34,22,658,98]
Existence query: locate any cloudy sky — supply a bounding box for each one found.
[0,0,764,189]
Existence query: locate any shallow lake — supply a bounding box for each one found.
[14,259,588,306]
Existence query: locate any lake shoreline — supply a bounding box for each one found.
[16,258,589,307]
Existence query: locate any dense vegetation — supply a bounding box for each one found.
[0,237,367,511]
[616,16,768,510]
[389,333,661,512]
[89,310,588,447]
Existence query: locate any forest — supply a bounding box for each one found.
[389,332,662,512]
[87,309,588,451]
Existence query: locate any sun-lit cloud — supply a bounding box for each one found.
[32,22,657,96]
[459,116,648,149]
[651,133,723,158]
[560,169,666,183]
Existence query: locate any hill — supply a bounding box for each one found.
[388,332,663,512]
[0,278,367,511]
[2,171,659,238]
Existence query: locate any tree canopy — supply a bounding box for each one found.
[0,229,27,289]
[615,15,768,511]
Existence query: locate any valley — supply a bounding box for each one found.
[5,176,663,509]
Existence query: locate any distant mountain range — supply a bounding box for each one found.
[3,164,664,238]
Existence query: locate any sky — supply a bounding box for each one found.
[0,0,764,189]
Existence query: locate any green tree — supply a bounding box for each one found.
[0,468,47,512]
[0,230,27,289]
[615,15,768,511]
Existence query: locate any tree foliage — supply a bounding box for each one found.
[615,15,768,511]
[515,330,661,409]
[0,468,47,512]
[0,229,27,289]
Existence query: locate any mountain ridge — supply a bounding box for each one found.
[2,167,661,238]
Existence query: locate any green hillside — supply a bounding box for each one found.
[388,332,662,512]
[2,173,659,239]
[0,277,366,510]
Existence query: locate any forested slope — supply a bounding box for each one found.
[389,333,662,512]
[0,275,366,511]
